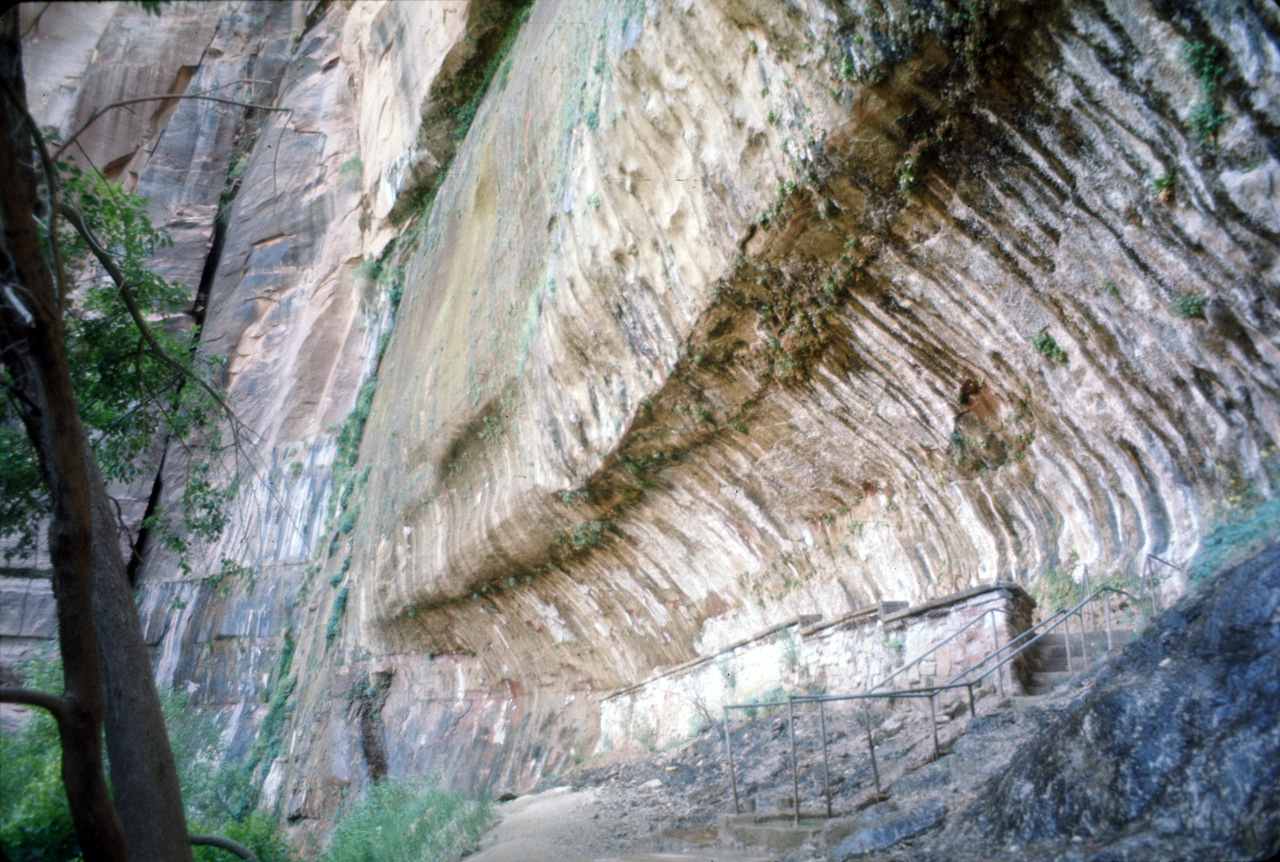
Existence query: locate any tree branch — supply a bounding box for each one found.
[54,200,250,452]
[0,79,68,308]
[0,685,70,722]
[54,92,293,163]
[188,834,261,862]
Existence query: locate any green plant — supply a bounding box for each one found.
[897,152,919,196]
[1030,329,1069,366]
[0,652,76,860]
[326,586,349,646]
[2,155,235,568]
[1030,566,1078,615]
[1150,170,1175,202]
[568,519,607,550]
[1181,40,1226,145]
[1170,292,1206,319]
[328,570,344,589]
[1189,495,1280,585]
[323,777,488,862]
[586,193,601,210]
[880,631,905,656]
[2,650,295,862]
[227,150,249,181]
[718,658,736,689]
[765,109,778,125]
[635,721,658,753]
[1099,278,1121,300]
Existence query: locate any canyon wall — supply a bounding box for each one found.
[11,0,1279,844]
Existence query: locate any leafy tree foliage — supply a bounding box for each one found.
[1,146,231,568]
[0,651,294,862]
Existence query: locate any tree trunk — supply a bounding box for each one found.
[0,11,194,862]
[90,458,196,862]
[0,12,126,861]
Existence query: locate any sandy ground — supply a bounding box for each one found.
[461,687,1006,862]
[464,783,773,862]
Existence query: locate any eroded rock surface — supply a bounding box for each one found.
[299,0,1280,813]
[11,0,1280,848]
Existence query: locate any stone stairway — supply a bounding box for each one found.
[1025,627,1133,695]
[704,622,1139,858]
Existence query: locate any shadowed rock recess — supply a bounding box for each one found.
[10,0,1278,851]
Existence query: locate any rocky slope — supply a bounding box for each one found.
[10,0,1280,847]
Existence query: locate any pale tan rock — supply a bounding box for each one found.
[341,0,471,226]
[15,0,1280,842]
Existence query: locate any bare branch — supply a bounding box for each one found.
[188,834,261,862]
[108,492,144,567]
[54,93,293,163]
[0,685,70,722]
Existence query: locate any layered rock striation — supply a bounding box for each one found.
[11,0,1279,842]
[297,0,1279,815]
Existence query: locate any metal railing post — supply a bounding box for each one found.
[928,693,939,759]
[966,683,976,718]
[863,701,882,796]
[819,699,832,818]
[788,698,800,827]
[723,707,741,814]
[1083,565,1095,633]
[1104,593,1113,652]
[1064,612,1075,674]
[1078,611,1090,670]
[988,610,1004,697]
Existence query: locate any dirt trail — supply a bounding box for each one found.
[463,684,1019,862]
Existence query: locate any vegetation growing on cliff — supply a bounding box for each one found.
[1181,39,1227,145]
[389,0,535,224]
[0,153,233,567]
[0,651,293,862]
[323,777,488,862]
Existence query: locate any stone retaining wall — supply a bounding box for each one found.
[599,583,1034,751]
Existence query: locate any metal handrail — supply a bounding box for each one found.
[868,606,1010,695]
[721,585,1144,822]
[946,586,1141,688]
[1144,553,1184,616]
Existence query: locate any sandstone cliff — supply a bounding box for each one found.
[12,0,1279,844]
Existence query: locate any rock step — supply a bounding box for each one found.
[1035,629,1132,650]
[1029,628,1134,671]
[719,813,824,853]
[597,854,776,862]
[1027,670,1073,694]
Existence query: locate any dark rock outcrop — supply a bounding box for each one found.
[848,541,1280,861]
[979,540,1280,860]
